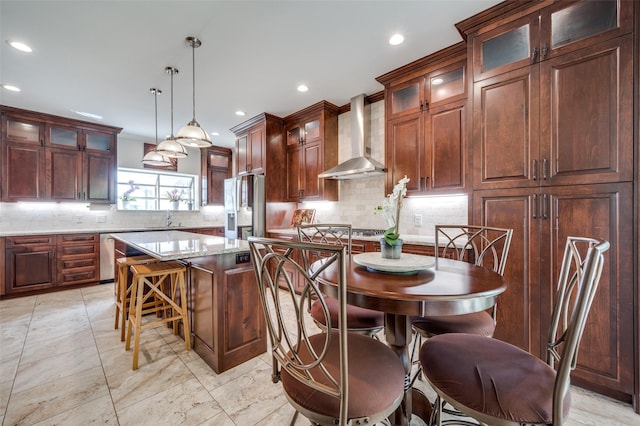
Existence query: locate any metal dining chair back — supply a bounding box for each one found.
[420,236,609,425]
[297,224,384,337]
[435,225,513,275]
[248,237,404,426]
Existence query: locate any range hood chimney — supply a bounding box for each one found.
[318,94,386,180]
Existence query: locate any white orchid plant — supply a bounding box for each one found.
[374,176,410,246]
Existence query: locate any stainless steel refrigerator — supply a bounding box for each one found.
[223,174,265,239]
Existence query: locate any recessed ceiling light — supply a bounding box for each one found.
[71,110,103,120]
[297,84,308,92]
[1,84,21,92]
[432,77,444,86]
[235,110,246,116]
[389,33,404,46]
[8,40,32,53]
[211,131,219,136]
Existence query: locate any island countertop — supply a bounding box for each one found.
[110,230,249,261]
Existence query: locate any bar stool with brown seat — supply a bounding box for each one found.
[114,255,160,341]
[125,260,190,370]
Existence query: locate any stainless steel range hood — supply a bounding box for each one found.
[318,94,386,180]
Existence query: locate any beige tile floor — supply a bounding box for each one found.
[0,283,638,425]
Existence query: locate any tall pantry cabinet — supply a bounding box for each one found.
[457,0,636,407]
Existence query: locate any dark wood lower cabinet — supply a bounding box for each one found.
[5,235,57,295]
[188,252,266,373]
[4,233,100,297]
[473,182,634,402]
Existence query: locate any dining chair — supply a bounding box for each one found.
[410,225,513,365]
[248,237,404,425]
[420,236,609,426]
[297,224,385,338]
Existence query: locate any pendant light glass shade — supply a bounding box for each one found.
[156,66,188,159]
[176,36,212,148]
[142,88,173,166]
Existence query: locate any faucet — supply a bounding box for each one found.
[166,210,172,227]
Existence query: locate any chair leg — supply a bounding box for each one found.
[131,275,146,370]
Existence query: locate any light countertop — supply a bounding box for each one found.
[110,230,249,261]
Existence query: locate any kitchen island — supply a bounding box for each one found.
[110,230,266,374]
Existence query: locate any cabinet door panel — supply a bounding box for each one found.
[248,126,265,174]
[3,116,42,144]
[48,148,81,201]
[473,188,541,355]
[473,14,539,81]
[540,36,633,186]
[286,146,303,200]
[85,152,113,202]
[540,183,633,394]
[473,66,539,189]
[2,143,45,200]
[236,134,248,174]
[426,100,465,191]
[386,115,422,194]
[6,248,56,292]
[303,143,321,199]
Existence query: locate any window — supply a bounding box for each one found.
[117,168,198,211]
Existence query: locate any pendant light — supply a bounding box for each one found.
[141,88,172,166]
[176,36,212,148]
[156,66,188,158]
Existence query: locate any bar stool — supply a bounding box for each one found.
[125,260,190,370]
[114,255,159,342]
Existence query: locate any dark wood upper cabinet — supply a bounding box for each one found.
[230,113,285,202]
[1,106,121,203]
[471,0,632,82]
[283,101,339,202]
[377,45,468,196]
[200,146,231,206]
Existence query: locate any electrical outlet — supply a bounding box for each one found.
[413,214,422,227]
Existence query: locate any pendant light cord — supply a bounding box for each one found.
[191,42,196,120]
[154,89,159,145]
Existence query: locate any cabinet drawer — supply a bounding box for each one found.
[7,235,54,247]
[58,243,97,257]
[59,257,97,269]
[58,268,98,285]
[57,234,98,244]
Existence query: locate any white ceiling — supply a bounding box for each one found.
[1,0,501,149]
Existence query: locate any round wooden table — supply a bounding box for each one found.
[313,255,507,426]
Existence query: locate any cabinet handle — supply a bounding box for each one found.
[532,193,537,219]
[532,159,537,181]
[542,193,548,219]
[530,47,538,63]
[420,176,425,189]
[78,192,81,199]
[40,139,44,147]
[541,43,549,59]
[543,158,548,180]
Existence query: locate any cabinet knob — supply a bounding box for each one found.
[530,47,538,63]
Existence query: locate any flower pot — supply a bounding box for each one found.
[122,200,131,209]
[170,201,180,210]
[380,238,403,259]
